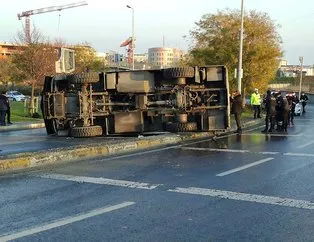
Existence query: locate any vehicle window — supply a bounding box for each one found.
[12,91,22,95]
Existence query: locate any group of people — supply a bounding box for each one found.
[0,91,12,126]
[262,90,295,133]
[231,88,309,134]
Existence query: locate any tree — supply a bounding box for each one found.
[73,43,105,72]
[186,9,282,95]
[12,26,57,115]
[0,58,19,84]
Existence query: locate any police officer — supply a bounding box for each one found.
[262,90,276,133]
[269,92,277,132]
[282,95,290,132]
[275,92,284,131]
[262,90,272,133]
[300,92,309,113]
[251,88,261,119]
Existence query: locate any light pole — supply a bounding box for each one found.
[127,5,135,70]
[237,0,244,94]
[298,56,304,99]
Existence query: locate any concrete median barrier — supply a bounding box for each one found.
[0,132,213,173]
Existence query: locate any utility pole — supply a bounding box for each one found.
[299,56,304,99]
[237,0,244,94]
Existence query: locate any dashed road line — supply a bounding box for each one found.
[297,140,314,149]
[284,152,314,157]
[180,147,314,158]
[35,173,161,190]
[0,201,135,241]
[216,157,274,176]
[168,187,314,210]
[240,133,309,137]
[180,147,250,153]
[180,147,278,155]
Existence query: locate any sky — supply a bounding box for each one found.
[1,0,314,65]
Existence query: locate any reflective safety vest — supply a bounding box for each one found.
[251,93,261,105]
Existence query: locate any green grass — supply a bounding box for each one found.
[10,101,42,122]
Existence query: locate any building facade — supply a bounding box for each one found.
[0,42,23,59]
[278,64,314,77]
[148,47,183,69]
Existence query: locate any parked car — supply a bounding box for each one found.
[6,91,26,101]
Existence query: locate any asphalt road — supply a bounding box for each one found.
[1,105,314,241]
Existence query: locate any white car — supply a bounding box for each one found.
[6,91,26,102]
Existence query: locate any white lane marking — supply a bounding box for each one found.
[258,151,279,155]
[180,147,279,156]
[180,147,250,153]
[284,153,314,157]
[216,158,274,177]
[168,187,314,210]
[297,140,314,149]
[35,173,161,190]
[0,201,135,241]
[240,133,306,137]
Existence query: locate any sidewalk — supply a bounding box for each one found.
[0,121,45,132]
[0,117,263,174]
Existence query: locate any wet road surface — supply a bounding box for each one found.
[0,129,145,156]
[1,105,314,241]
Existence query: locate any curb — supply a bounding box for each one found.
[0,119,263,174]
[0,122,45,132]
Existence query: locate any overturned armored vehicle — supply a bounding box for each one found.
[41,66,230,137]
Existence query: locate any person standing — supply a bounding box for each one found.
[275,91,289,132]
[231,90,243,134]
[300,92,309,113]
[0,91,9,126]
[6,96,12,125]
[286,92,298,125]
[282,96,290,132]
[251,88,261,119]
[268,92,277,132]
[262,90,272,133]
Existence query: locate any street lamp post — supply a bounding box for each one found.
[299,56,304,99]
[127,5,135,70]
[237,0,244,94]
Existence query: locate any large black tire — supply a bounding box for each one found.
[165,122,198,132]
[163,67,195,79]
[68,72,100,84]
[71,125,103,137]
[44,119,57,135]
[53,74,68,81]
